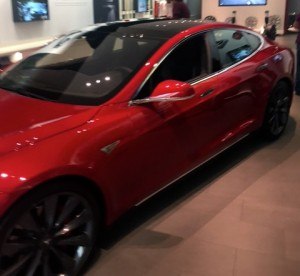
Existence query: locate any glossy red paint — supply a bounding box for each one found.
[151,80,195,99]
[0,21,294,227]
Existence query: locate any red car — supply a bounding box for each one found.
[0,19,294,275]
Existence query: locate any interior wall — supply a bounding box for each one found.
[0,0,94,46]
[202,0,287,34]
[0,0,290,46]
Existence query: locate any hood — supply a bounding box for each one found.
[0,88,99,155]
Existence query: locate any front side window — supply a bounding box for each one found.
[137,33,209,99]
[0,28,162,105]
[213,29,258,68]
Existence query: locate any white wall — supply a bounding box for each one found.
[0,0,288,47]
[202,0,287,34]
[0,0,94,46]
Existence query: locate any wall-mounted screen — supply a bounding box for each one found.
[219,0,267,6]
[12,0,49,23]
[137,0,147,12]
[134,0,147,12]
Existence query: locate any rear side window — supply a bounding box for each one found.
[243,31,261,52]
[213,29,260,69]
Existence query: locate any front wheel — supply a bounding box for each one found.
[0,181,100,276]
[261,82,292,140]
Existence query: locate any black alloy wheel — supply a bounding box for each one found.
[0,182,100,276]
[262,81,292,140]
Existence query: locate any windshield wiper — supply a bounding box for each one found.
[0,85,56,102]
[14,89,54,101]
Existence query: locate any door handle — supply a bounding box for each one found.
[256,63,268,72]
[200,88,214,98]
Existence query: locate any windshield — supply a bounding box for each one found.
[0,27,162,105]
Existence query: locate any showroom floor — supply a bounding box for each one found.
[86,34,300,276]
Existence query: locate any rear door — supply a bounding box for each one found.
[208,29,264,145]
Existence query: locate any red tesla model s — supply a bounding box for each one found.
[0,19,294,275]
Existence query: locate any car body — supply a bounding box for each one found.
[0,19,294,275]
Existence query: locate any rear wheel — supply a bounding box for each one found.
[0,181,100,276]
[261,82,292,140]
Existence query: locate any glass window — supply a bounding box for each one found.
[137,33,209,99]
[112,37,124,51]
[0,29,162,105]
[213,29,257,68]
[243,31,261,52]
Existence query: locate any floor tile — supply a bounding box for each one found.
[234,248,300,276]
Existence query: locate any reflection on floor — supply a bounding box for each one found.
[87,34,300,276]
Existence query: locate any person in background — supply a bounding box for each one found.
[293,13,300,95]
[172,0,190,19]
[159,0,173,18]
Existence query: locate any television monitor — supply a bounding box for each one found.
[12,0,50,23]
[219,0,267,6]
[136,0,147,12]
[227,45,252,62]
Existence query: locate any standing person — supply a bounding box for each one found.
[165,0,173,18]
[294,13,300,95]
[159,0,173,18]
[172,0,190,19]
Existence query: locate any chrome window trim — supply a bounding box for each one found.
[129,93,194,106]
[132,28,264,99]
[131,31,208,100]
[190,29,264,86]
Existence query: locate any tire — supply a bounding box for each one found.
[0,181,100,276]
[261,81,292,140]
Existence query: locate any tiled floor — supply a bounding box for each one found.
[86,34,300,276]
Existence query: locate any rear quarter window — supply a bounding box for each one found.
[213,29,261,69]
[243,31,262,52]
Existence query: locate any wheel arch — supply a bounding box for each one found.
[42,175,108,226]
[0,174,106,274]
[257,77,293,128]
[276,77,294,100]
[4,174,108,228]
[260,77,293,140]
[263,77,294,113]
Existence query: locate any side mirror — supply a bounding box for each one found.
[130,80,195,105]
